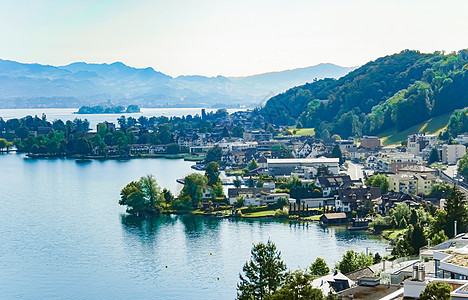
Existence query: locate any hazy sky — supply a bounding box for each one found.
[1,0,468,77]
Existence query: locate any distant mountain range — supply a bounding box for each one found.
[0,59,354,109]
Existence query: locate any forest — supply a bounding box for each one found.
[262,50,468,139]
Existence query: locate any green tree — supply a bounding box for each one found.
[205,161,220,186]
[234,195,245,208]
[431,230,449,246]
[237,240,287,300]
[179,173,208,208]
[309,257,330,277]
[206,145,223,164]
[76,137,93,157]
[119,175,163,215]
[248,159,259,171]
[335,250,373,274]
[458,152,468,182]
[268,270,323,300]
[419,281,451,300]
[445,184,468,237]
[15,126,30,139]
[428,148,440,165]
[162,188,174,205]
[331,145,344,165]
[365,174,389,193]
[0,138,6,152]
[234,177,242,188]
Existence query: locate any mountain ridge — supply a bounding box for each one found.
[0,59,354,109]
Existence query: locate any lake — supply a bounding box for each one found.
[0,107,244,129]
[0,154,388,299]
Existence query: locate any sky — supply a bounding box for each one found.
[1,0,468,77]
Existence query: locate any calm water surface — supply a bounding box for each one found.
[0,154,388,299]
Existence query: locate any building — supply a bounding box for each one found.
[320,213,348,224]
[267,158,340,176]
[316,175,353,197]
[442,144,466,165]
[371,153,422,173]
[360,136,381,150]
[407,133,437,156]
[336,186,381,212]
[387,173,436,195]
[96,121,116,132]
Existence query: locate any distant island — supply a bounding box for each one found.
[75,105,140,114]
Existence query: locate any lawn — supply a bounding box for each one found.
[380,112,452,145]
[301,215,322,221]
[242,210,276,218]
[382,228,407,241]
[287,127,315,137]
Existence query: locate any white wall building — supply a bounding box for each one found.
[442,144,466,165]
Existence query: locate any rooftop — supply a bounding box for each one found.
[338,284,402,300]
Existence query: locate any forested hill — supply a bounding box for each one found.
[261,50,468,139]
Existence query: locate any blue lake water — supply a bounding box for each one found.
[0,154,388,299]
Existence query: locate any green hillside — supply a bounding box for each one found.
[261,50,468,140]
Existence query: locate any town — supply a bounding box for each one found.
[3,108,468,298]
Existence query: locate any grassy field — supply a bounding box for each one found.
[241,210,276,218]
[380,112,452,145]
[287,127,315,137]
[301,215,322,221]
[382,228,407,241]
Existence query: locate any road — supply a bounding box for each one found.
[346,161,364,181]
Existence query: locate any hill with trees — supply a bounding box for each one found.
[262,49,468,140]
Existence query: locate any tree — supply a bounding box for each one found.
[15,126,30,139]
[237,240,287,300]
[234,195,245,208]
[419,281,451,300]
[119,175,163,215]
[458,152,468,182]
[0,138,6,152]
[428,148,440,165]
[331,145,344,165]
[205,161,220,186]
[234,177,242,188]
[309,258,330,277]
[162,188,174,205]
[179,173,208,207]
[444,184,468,237]
[248,159,259,171]
[206,145,222,164]
[268,270,323,300]
[76,137,92,157]
[365,174,389,193]
[335,250,373,274]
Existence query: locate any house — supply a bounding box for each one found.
[379,191,414,215]
[227,187,270,205]
[335,186,381,213]
[320,213,348,224]
[316,175,352,197]
[311,271,354,296]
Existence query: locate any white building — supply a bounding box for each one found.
[442,144,466,165]
[267,157,340,176]
[407,133,437,156]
